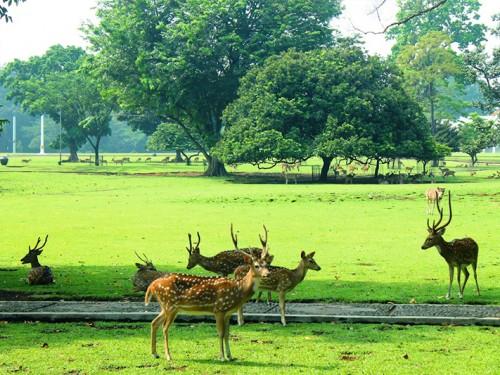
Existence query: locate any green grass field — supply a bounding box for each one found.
[0,321,498,374]
[1,154,499,304]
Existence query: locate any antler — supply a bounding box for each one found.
[31,235,48,251]
[195,232,201,250]
[259,225,269,258]
[434,191,452,231]
[135,251,151,264]
[186,233,193,254]
[230,223,239,250]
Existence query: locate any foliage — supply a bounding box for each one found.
[0,0,25,22]
[458,113,499,166]
[86,0,341,175]
[147,122,199,162]
[387,0,485,54]
[218,46,434,178]
[396,32,463,134]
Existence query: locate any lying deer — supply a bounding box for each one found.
[421,191,480,299]
[20,235,54,285]
[145,242,270,361]
[132,252,169,292]
[186,225,273,276]
[426,187,445,215]
[235,251,321,326]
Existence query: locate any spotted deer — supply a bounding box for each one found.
[235,251,321,326]
[421,191,480,299]
[426,187,445,215]
[281,162,301,184]
[20,235,54,285]
[186,225,272,276]
[145,244,270,361]
[132,252,169,292]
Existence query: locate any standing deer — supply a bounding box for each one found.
[234,251,321,326]
[421,192,480,299]
[426,187,445,215]
[132,252,169,292]
[20,235,54,285]
[145,242,270,361]
[186,226,273,276]
[281,162,301,184]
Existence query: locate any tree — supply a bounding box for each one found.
[217,46,435,180]
[397,32,463,136]
[0,0,26,23]
[458,113,499,166]
[86,0,341,176]
[147,122,198,164]
[387,0,485,54]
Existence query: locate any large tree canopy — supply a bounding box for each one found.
[217,46,435,180]
[459,113,499,166]
[86,0,342,175]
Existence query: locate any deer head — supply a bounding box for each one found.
[21,235,49,265]
[134,251,157,271]
[186,232,202,269]
[300,251,321,270]
[422,191,452,250]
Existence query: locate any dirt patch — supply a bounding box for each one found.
[0,290,34,300]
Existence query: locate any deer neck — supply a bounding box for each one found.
[433,236,453,257]
[30,258,42,268]
[198,254,221,273]
[291,260,308,286]
[238,269,260,298]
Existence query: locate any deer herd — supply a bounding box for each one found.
[18,188,481,362]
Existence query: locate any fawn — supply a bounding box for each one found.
[20,235,54,285]
[421,191,480,299]
[145,242,270,361]
[425,187,445,215]
[234,251,321,326]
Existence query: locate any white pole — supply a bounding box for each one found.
[12,115,16,153]
[40,115,45,154]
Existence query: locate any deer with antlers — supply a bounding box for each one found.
[145,236,270,361]
[20,235,54,285]
[421,192,480,299]
[234,251,321,326]
[425,187,445,215]
[132,252,169,292]
[185,225,273,276]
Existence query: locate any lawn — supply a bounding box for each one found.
[1,154,499,304]
[0,321,498,374]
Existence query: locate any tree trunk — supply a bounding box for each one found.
[429,82,439,168]
[204,156,227,176]
[93,137,101,166]
[374,159,380,178]
[175,149,183,162]
[471,154,477,167]
[319,156,333,182]
[68,141,79,162]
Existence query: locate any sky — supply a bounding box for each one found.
[0,0,498,66]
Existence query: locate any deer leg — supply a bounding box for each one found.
[215,313,226,361]
[446,264,454,300]
[279,291,287,326]
[162,310,177,361]
[461,266,470,296]
[256,291,262,302]
[456,264,463,299]
[223,315,233,361]
[267,291,272,304]
[151,311,165,358]
[472,262,480,296]
[237,306,244,326]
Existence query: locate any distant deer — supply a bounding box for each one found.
[112,158,124,165]
[421,192,480,299]
[426,187,445,215]
[161,156,170,163]
[443,170,455,178]
[136,157,142,162]
[145,243,270,361]
[122,157,131,163]
[20,235,54,285]
[186,226,272,276]
[21,159,31,164]
[235,251,321,326]
[362,164,370,173]
[405,166,414,174]
[132,252,169,292]
[145,157,152,162]
[281,162,301,184]
[470,171,476,176]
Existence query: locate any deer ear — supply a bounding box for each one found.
[308,251,316,258]
[437,228,446,235]
[242,254,252,264]
[301,251,306,258]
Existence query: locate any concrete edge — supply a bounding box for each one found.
[0,312,498,326]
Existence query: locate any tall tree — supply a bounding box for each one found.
[387,0,485,54]
[86,0,341,176]
[217,47,434,180]
[397,32,463,137]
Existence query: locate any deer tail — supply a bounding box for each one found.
[145,283,155,306]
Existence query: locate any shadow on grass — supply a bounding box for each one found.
[1,265,498,304]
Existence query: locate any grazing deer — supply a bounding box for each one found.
[186,226,272,276]
[21,159,32,164]
[161,156,170,163]
[112,158,124,165]
[145,244,270,361]
[443,170,455,178]
[405,166,414,174]
[426,187,445,215]
[136,157,142,162]
[421,192,480,299]
[132,252,169,292]
[281,162,301,184]
[235,251,320,326]
[145,157,152,162]
[20,235,54,285]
